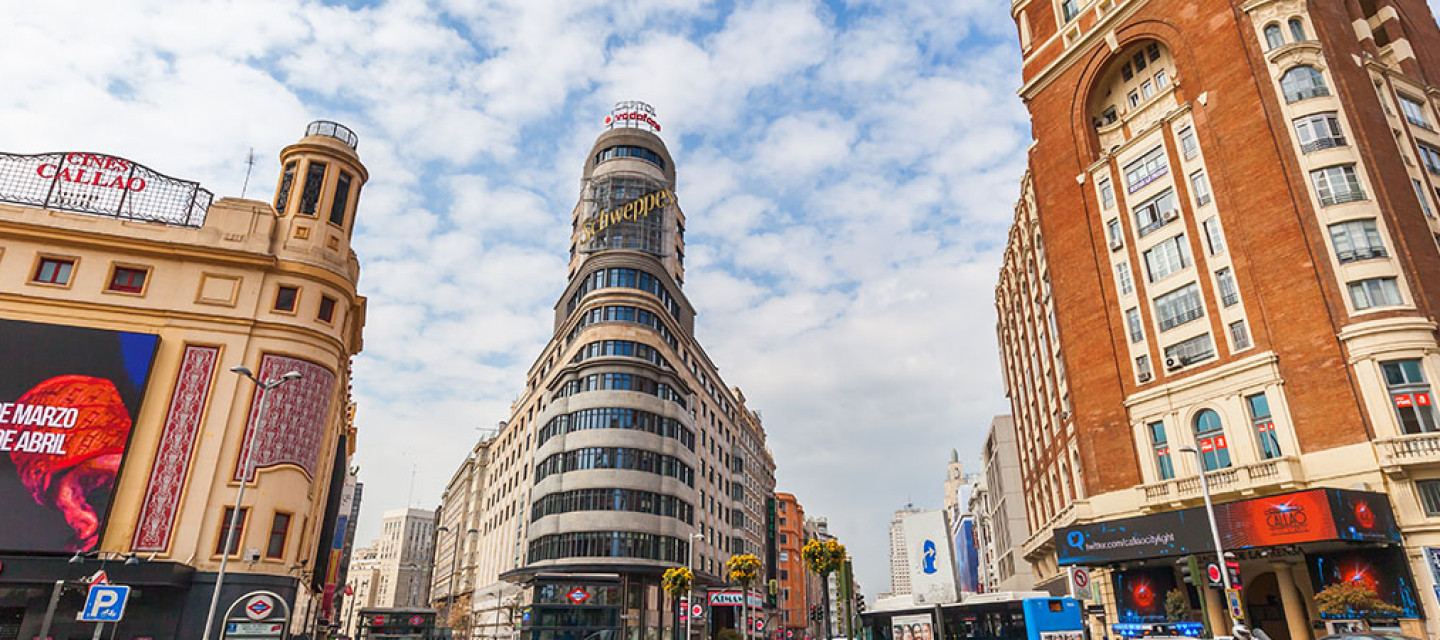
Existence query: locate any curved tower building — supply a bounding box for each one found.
[456,102,777,640]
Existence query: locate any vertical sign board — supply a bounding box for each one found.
[1068,567,1093,601]
[901,510,960,605]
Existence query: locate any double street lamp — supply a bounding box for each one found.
[437,525,479,635]
[1177,445,1240,633]
[201,365,302,640]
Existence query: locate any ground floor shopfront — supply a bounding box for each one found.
[504,568,767,640]
[1055,488,1424,640]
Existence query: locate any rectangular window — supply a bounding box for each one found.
[328,171,353,226]
[1419,479,1440,516]
[318,296,338,323]
[1137,355,1153,381]
[1128,91,1141,108]
[274,286,299,313]
[1155,69,1169,90]
[1414,179,1435,218]
[266,512,291,559]
[1144,234,1191,282]
[1107,218,1124,248]
[1229,319,1251,350]
[1150,421,1174,480]
[1382,359,1439,434]
[1293,112,1345,153]
[107,266,148,294]
[216,506,249,556]
[1100,178,1116,209]
[274,162,296,212]
[1147,42,1161,62]
[1203,217,1225,255]
[1117,262,1134,295]
[1124,147,1169,193]
[1247,393,1282,460]
[1216,268,1239,307]
[1190,170,1212,206]
[1140,80,1155,100]
[298,161,328,215]
[1348,277,1403,310]
[1133,190,1178,237]
[1155,283,1205,331]
[1329,219,1387,263]
[1179,127,1198,159]
[1061,0,1079,22]
[1133,51,1147,73]
[1419,144,1440,175]
[1401,95,1432,129]
[1164,332,1215,367]
[1126,307,1145,343]
[1311,165,1365,205]
[33,257,75,285]
[1121,63,1134,82]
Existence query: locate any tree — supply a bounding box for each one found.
[1315,581,1402,627]
[664,567,695,640]
[801,539,846,640]
[727,555,762,640]
[1164,589,1189,622]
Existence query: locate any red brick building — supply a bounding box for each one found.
[775,493,811,638]
[996,2,1440,638]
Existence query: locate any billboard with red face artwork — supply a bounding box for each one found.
[0,318,159,553]
[1113,567,1178,623]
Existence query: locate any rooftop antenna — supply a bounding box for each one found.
[406,462,417,506]
[239,147,256,198]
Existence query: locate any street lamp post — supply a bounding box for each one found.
[201,366,302,640]
[687,532,704,640]
[1178,445,1239,633]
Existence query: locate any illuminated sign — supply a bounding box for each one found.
[579,188,675,245]
[0,151,214,227]
[605,101,661,132]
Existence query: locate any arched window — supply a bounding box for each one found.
[1280,66,1329,103]
[1288,18,1307,42]
[1265,24,1285,50]
[1193,409,1232,471]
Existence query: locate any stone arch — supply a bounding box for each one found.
[1067,20,1195,162]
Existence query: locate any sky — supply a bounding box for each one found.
[5,0,1047,597]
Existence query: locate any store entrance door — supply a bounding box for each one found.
[1244,573,1289,640]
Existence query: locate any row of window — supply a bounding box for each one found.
[1262,18,1308,51]
[553,373,688,408]
[1150,393,1277,478]
[531,488,693,524]
[526,531,687,564]
[569,304,679,350]
[566,268,681,317]
[534,447,695,486]
[594,145,666,170]
[215,507,292,560]
[571,340,669,369]
[536,407,695,450]
[275,160,355,227]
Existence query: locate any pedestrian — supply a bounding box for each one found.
[1250,625,1272,640]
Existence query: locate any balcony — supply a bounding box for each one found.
[1139,456,1306,509]
[1375,432,1440,476]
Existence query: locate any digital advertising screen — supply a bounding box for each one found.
[1307,548,1421,619]
[0,318,159,553]
[1112,567,1178,623]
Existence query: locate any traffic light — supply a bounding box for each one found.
[854,596,866,614]
[809,605,821,622]
[1179,557,1195,585]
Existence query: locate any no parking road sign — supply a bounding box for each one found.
[80,584,130,622]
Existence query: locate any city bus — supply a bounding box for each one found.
[860,593,1083,640]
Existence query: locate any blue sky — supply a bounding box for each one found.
[6,0,1052,596]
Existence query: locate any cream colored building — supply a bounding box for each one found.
[0,121,368,639]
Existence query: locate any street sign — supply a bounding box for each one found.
[80,584,129,622]
[1225,588,1244,620]
[568,588,591,604]
[225,622,283,637]
[1068,566,1093,601]
[691,603,705,619]
[1208,562,1242,588]
[753,618,765,631]
[244,594,277,621]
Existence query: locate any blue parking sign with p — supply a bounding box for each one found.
[81,585,130,622]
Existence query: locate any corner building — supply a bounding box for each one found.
[998,1,1440,638]
[464,104,778,640]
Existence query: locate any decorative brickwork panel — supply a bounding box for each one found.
[233,354,335,481]
[132,345,218,552]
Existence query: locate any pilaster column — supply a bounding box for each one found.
[1201,584,1228,637]
[1272,563,1312,640]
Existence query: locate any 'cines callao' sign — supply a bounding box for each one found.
[580,188,675,246]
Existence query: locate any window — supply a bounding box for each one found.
[1126,307,1145,343]
[1209,269,1239,309]
[1121,62,1134,82]
[1150,421,1174,480]
[1203,217,1225,255]
[1133,51,1147,73]
[1420,480,1440,516]
[1329,219,1387,263]
[1179,127,1198,159]
[1401,95,1432,129]
[1165,332,1215,367]
[1413,179,1435,218]
[1117,262,1134,295]
[1107,218,1124,248]
[1124,147,1169,193]
[1193,409,1232,471]
[1129,91,1141,108]
[1134,190,1178,237]
[1382,359,1438,434]
[318,295,337,323]
[1293,112,1345,153]
[1061,0,1079,22]
[1229,319,1251,350]
[328,171,353,226]
[1247,393,1281,459]
[107,266,147,294]
[1140,80,1155,100]
[1348,277,1403,310]
[1147,42,1161,62]
[1155,69,1169,90]
[298,161,328,216]
[1280,66,1329,103]
[1190,170,1212,206]
[1418,143,1440,175]
[1155,283,1204,331]
[216,506,249,556]
[1310,165,1365,205]
[1264,24,1284,50]
[1288,18,1306,42]
[266,513,291,559]
[1144,234,1191,282]
[1137,355,1153,381]
[274,286,299,313]
[1100,178,1116,209]
[274,162,296,212]
[32,257,74,285]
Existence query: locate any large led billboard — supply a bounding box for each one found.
[0,318,159,553]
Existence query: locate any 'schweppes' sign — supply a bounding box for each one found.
[579,188,674,245]
[605,101,660,132]
[0,151,213,227]
[0,318,159,553]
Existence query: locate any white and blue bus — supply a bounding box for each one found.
[860,594,1084,640]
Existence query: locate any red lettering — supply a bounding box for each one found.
[37,164,56,179]
[127,177,145,191]
[65,153,84,164]
[81,154,105,168]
